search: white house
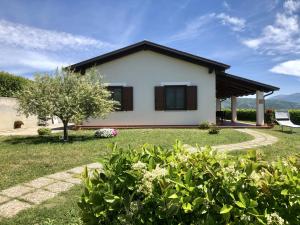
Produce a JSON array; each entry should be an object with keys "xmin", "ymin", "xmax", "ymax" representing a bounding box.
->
[{"xmin": 68, "ymin": 41, "xmax": 279, "ymax": 127}]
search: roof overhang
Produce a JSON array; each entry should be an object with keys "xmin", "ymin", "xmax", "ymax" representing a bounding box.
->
[
  {"xmin": 216, "ymin": 72, "xmax": 280, "ymax": 98},
  {"xmin": 66, "ymin": 40, "xmax": 230, "ymax": 73}
]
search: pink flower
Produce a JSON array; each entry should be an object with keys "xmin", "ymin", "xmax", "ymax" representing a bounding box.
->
[{"xmin": 112, "ymin": 129, "xmax": 118, "ymax": 136}]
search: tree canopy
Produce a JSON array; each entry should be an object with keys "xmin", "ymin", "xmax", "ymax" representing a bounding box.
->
[
  {"xmin": 17, "ymin": 69, "xmax": 116, "ymax": 141},
  {"xmin": 0, "ymin": 71, "xmax": 30, "ymax": 97}
]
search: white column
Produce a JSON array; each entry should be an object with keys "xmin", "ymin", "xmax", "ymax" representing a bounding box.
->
[
  {"xmin": 256, "ymin": 90, "xmax": 264, "ymax": 126},
  {"xmin": 216, "ymin": 98, "xmax": 221, "ymax": 111},
  {"xmin": 231, "ymin": 96, "xmax": 237, "ymax": 123}
]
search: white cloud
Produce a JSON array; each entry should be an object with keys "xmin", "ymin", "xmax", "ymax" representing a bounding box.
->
[
  {"xmin": 223, "ymin": 1, "xmax": 231, "ymax": 10},
  {"xmin": 0, "ymin": 46, "xmax": 69, "ymax": 74},
  {"xmin": 0, "ymin": 19, "xmax": 112, "ymax": 51},
  {"xmin": 242, "ymin": 1, "xmax": 300, "ymax": 55},
  {"xmin": 170, "ymin": 14, "xmax": 215, "ymax": 41},
  {"xmin": 270, "ymin": 59, "xmax": 300, "ymax": 76},
  {"xmin": 216, "ymin": 13, "xmax": 245, "ymax": 31},
  {"xmin": 170, "ymin": 13, "xmax": 246, "ymax": 41},
  {"xmin": 284, "ymin": 0, "xmax": 300, "ymax": 14}
]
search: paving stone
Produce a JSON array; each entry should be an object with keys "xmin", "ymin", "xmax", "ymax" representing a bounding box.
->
[
  {"xmin": 67, "ymin": 166, "xmax": 84, "ymax": 174},
  {"xmin": 87, "ymin": 162, "xmax": 103, "ymax": 170},
  {"xmin": 47, "ymin": 172, "xmax": 73, "ymax": 181},
  {"xmin": 65, "ymin": 177, "xmax": 82, "ymax": 184},
  {"xmin": 44, "ymin": 181, "xmax": 74, "ymax": 193},
  {"xmin": 0, "ymin": 195, "xmax": 10, "ymax": 204},
  {"xmin": 24, "ymin": 177, "xmax": 56, "ymax": 188},
  {"xmin": 19, "ymin": 189, "xmax": 57, "ymax": 204},
  {"xmin": 0, "ymin": 185, "xmax": 34, "ymax": 198},
  {"xmin": 0, "ymin": 200, "xmax": 31, "ymax": 218}
]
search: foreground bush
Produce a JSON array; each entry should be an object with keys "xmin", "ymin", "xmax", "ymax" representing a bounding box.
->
[{"xmin": 79, "ymin": 142, "xmax": 300, "ymax": 225}]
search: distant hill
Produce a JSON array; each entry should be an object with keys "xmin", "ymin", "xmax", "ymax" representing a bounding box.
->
[
  {"xmin": 222, "ymin": 98, "xmax": 300, "ymax": 110},
  {"xmin": 270, "ymin": 93, "xmax": 300, "ymax": 103}
]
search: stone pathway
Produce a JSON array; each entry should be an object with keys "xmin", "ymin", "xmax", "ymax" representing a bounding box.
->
[
  {"xmin": 0, "ymin": 163, "xmax": 102, "ymax": 219},
  {"xmin": 213, "ymin": 129, "xmax": 278, "ymax": 152},
  {"xmin": 0, "ymin": 129, "xmax": 278, "ymax": 219},
  {"xmin": 185, "ymin": 129, "xmax": 278, "ymax": 152}
]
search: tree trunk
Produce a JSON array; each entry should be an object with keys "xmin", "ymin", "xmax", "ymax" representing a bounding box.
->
[{"xmin": 63, "ymin": 121, "xmax": 68, "ymax": 141}]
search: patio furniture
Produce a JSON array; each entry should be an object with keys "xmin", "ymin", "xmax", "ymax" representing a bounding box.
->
[{"xmin": 275, "ymin": 111, "xmax": 300, "ymax": 132}]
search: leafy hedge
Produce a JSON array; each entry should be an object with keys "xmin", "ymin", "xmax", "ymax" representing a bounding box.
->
[
  {"xmin": 289, "ymin": 110, "xmax": 300, "ymax": 125},
  {"xmin": 79, "ymin": 142, "xmax": 300, "ymax": 225},
  {"xmin": 0, "ymin": 71, "xmax": 30, "ymax": 97},
  {"xmin": 224, "ymin": 109, "xmax": 300, "ymax": 125}
]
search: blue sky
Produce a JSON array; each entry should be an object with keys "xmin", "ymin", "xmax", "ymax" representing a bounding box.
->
[{"xmin": 0, "ymin": 0, "xmax": 299, "ymax": 95}]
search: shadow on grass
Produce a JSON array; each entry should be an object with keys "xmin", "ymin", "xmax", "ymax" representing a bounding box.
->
[
  {"xmin": 273, "ymin": 129, "xmax": 299, "ymax": 135},
  {"xmin": 3, "ymin": 134, "xmax": 97, "ymax": 145}
]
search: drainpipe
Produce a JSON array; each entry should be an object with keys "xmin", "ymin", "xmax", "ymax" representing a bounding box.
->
[{"xmin": 263, "ymin": 91, "xmax": 274, "ymax": 122}]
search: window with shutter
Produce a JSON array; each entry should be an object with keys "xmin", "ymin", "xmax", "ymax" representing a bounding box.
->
[
  {"xmin": 122, "ymin": 87, "xmax": 133, "ymax": 111},
  {"xmin": 108, "ymin": 86, "xmax": 133, "ymax": 111},
  {"xmin": 108, "ymin": 86, "xmax": 123, "ymax": 111},
  {"xmin": 165, "ymin": 86, "xmax": 186, "ymax": 110},
  {"xmin": 155, "ymin": 85, "xmax": 197, "ymax": 111},
  {"xmin": 186, "ymin": 86, "xmax": 197, "ymax": 110},
  {"xmin": 155, "ymin": 86, "xmax": 165, "ymax": 110}
]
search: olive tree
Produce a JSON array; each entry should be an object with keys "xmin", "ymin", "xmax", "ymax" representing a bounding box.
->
[{"xmin": 17, "ymin": 69, "xmax": 116, "ymax": 141}]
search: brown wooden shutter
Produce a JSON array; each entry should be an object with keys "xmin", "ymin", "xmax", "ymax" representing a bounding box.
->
[
  {"xmin": 122, "ymin": 87, "xmax": 133, "ymax": 111},
  {"xmin": 186, "ymin": 86, "xmax": 197, "ymax": 110},
  {"xmin": 155, "ymin": 86, "xmax": 165, "ymax": 110}
]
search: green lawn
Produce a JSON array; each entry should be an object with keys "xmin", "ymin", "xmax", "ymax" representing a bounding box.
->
[
  {"xmin": 0, "ymin": 186, "xmax": 83, "ymax": 225},
  {"xmin": 1, "ymin": 127, "xmax": 299, "ymax": 225},
  {"xmin": 0, "ymin": 129, "xmax": 251, "ymax": 190},
  {"xmin": 229, "ymin": 126, "xmax": 300, "ymax": 160}
]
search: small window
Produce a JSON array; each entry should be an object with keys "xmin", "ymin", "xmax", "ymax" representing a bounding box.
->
[
  {"xmin": 108, "ymin": 86, "xmax": 123, "ymax": 111},
  {"xmin": 165, "ymin": 86, "xmax": 186, "ymax": 110}
]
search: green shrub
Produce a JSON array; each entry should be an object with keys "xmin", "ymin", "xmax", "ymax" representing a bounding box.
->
[
  {"xmin": 199, "ymin": 121, "xmax": 210, "ymax": 129},
  {"xmin": 79, "ymin": 142, "xmax": 300, "ymax": 225},
  {"xmin": 0, "ymin": 71, "xmax": 30, "ymax": 97},
  {"xmin": 224, "ymin": 109, "xmax": 256, "ymax": 121},
  {"xmin": 265, "ymin": 109, "xmax": 275, "ymax": 125},
  {"xmin": 208, "ymin": 124, "xmax": 220, "ymax": 134},
  {"xmin": 290, "ymin": 110, "xmax": 300, "ymax": 125},
  {"xmin": 224, "ymin": 109, "xmax": 300, "ymax": 125},
  {"xmin": 37, "ymin": 127, "xmax": 52, "ymax": 136}
]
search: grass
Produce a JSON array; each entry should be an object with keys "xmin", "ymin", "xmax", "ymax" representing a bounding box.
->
[
  {"xmin": 0, "ymin": 186, "xmax": 83, "ymax": 225},
  {"xmin": 0, "ymin": 129, "xmax": 251, "ymax": 190},
  {"xmin": 229, "ymin": 126, "xmax": 300, "ymax": 160},
  {"xmin": 1, "ymin": 127, "xmax": 299, "ymax": 224}
]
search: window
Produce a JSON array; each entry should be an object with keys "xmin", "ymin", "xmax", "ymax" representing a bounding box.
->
[
  {"xmin": 165, "ymin": 86, "xmax": 186, "ymax": 110},
  {"xmin": 108, "ymin": 86, "xmax": 123, "ymax": 111}
]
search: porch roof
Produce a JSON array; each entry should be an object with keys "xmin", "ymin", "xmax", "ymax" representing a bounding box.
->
[{"xmin": 216, "ymin": 72, "xmax": 279, "ymax": 98}]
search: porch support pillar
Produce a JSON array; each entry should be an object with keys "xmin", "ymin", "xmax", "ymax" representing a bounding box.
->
[
  {"xmin": 216, "ymin": 98, "xmax": 221, "ymax": 111},
  {"xmin": 231, "ymin": 96, "xmax": 237, "ymax": 123},
  {"xmin": 256, "ymin": 90, "xmax": 265, "ymax": 126}
]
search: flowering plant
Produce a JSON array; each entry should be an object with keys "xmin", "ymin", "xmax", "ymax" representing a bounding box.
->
[
  {"xmin": 79, "ymin": 142, "xmax": 300, "ymax": 225},
  {"xmin": 94, "ymin": 128, "xmax": 117, "ymax": 138}
]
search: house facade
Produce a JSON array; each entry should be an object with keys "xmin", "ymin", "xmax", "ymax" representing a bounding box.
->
[{"xmin": 68, "ymin": 41, "xmax": 279, "ymax": 127}]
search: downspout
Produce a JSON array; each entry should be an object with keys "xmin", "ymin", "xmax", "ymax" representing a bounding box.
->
[{"xmin": 263, "ymin": 91, "xmax": 274, "ymax": 120}]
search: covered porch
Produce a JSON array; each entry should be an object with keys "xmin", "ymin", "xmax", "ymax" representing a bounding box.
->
[{"xmin": 216, "ymin": 72, "xmax": 279, "ymax": 127}]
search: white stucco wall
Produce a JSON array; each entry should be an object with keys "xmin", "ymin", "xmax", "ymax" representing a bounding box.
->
[
  {"xmin": 0, "ymin": 97, "xmax": 38, "ymax": 130},
  {"xmin": 84, "ymin": 50, "xmax": 216, "ymax": 126}
]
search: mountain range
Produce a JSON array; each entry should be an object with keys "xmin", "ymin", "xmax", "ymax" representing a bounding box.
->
[
  {"xmin": 222, "ymin": 93, "xmax": 300, "ymax": 110},
  {"xmin": 270, "ymin": 93, "xmax": 300, "ymax": 103}
]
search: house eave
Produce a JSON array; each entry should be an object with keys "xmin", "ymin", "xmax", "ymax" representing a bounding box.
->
[{"xmin": 66, "ymin": 40, "xmax": 230, "ymax": 73}]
